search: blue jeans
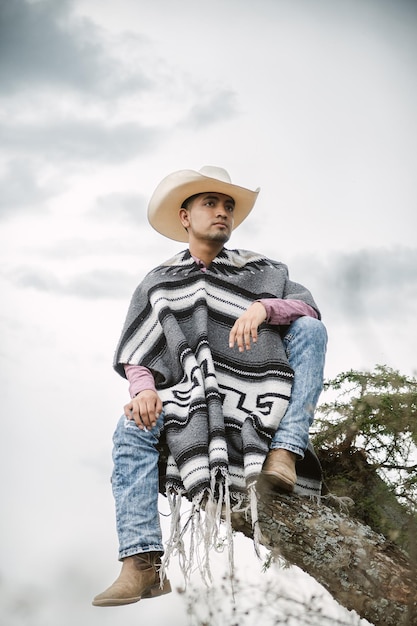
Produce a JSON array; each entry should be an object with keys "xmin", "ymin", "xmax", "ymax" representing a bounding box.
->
[
  {"xmin": 111, "ymin": 316, "xmax": 327, "ymax": 558},
  {"xmin": 112, "ymin": 412, "xmax": 166, "ymax": 559},
  {"xmin": 271, "ymin": 316, "xmax": 327, "ymax": 458}
]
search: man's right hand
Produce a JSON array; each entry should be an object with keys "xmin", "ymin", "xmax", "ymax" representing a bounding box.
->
[{"xmin": 124, "ymin": 389, "xmax": 163, "ymax": 430}]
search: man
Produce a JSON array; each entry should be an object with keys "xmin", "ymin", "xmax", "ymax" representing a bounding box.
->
[{"xmin": 92, "ymin": 166, "xmax": 327, "ymax": 607}]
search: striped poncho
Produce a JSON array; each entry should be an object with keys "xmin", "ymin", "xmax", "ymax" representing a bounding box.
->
[{"xmin": 114, "ymin": 248, "xmax": 321, "ymax": 574}]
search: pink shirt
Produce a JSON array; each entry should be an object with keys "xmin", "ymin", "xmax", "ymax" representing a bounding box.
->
[{"xmin": 124, "ymin": 257, "xmax": 318, "ymax": 397}]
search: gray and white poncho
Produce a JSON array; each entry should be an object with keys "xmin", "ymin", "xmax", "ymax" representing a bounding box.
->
[{"xmin": 114, "ymin": 248, "xmax": 321, "ymax": 575}]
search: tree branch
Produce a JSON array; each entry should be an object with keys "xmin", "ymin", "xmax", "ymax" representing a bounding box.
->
[{"xmin": 231, "ymin": 492, "xmax": 416, "ymax": 626}]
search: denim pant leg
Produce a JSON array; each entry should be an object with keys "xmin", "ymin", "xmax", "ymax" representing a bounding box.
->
[
  {"xmin": 271, "ymin": 317, "xmax": 328, "ymax": 458},
  {"xmin": 112, "ymin": 413, "xmax": 165, "ymax": 560}
]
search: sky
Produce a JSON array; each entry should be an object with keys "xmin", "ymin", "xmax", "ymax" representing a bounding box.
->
[{"xmin": 0, "ymin": 0, "xmax": 416, "ymax": 624}]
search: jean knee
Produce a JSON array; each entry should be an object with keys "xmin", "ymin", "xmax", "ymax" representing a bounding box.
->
[
  {"xmin": 113, "ymin": 412, "xmax": 164, "ymax": 449},
  {"xmin": 112, "ymin": 414, "xmax": 129, "ymax": 445},
  {"xmin": 296, "ymin": 316, "xmax": 327, "ymax": 345},
  {"xmin": 285, "ymin": 318, "xmax": 328, "ymax": 362}
]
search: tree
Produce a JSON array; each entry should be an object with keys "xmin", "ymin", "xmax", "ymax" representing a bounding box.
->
[
  {"xmin": 315, "ymin": 365, "xmax": 417, "ymax": 540},
  {"xmin": 230, "ymin": 366, "xmax": 417, "ymax": 626}
]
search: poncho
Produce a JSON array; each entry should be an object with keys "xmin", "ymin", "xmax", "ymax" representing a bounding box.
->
[{"xmin": 114, "ymin": 248, "xmax": 322, "ymax": 578}]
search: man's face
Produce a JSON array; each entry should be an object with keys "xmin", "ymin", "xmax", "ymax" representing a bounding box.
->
[{"xmin": 179, "ymin": 192, "xmax": 235, "ymax": 244}]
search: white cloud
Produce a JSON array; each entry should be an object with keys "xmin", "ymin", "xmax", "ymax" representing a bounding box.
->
[
  {"xmin": 184, "ymin": 90, "xmax": 240, "ymax": 129},
  {"xmin": 0, "ymin": 119, "xmax": 162, "ymax": 163},
  {"xmin": 7, "ymin": 266, "xmax": 135, "ymax": 298},
  {"xmin": 94, "ymin": 191, "xmax": 148, "ymax": 224},
  {"xmin": 0, "ymin": 159, "xmax": 58, "ymax": 216},
  {"xmin": 0, "ymin": 0, "xmax": 150, "ymax": 96},
  {"xmin": 301, "ymin": 247, "xmax": 417, "ymax": 321}
]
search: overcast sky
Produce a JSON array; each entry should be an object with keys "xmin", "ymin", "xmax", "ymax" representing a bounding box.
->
[{"xmin": 1, "ymin": 1, "xmax": 416, "ymax": 624}]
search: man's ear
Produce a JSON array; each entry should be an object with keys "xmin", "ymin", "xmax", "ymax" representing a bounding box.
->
[{"xmin": 179, "ymin": 208, "xmax": 190, "ymax": 229}]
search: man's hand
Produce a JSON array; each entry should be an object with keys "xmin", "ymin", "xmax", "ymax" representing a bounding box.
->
[
  {"xmin": 124, "ymin": 389, "xmax": 163, "ymax": 430},
  {"xmin": 229, "ymin": 301, "xmax": 267, "ymax": 352}
]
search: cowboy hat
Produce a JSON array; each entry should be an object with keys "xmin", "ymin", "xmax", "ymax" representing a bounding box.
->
[{"xmin": 147, "ymin": 165, "xmax": 260, "ymax": 242}]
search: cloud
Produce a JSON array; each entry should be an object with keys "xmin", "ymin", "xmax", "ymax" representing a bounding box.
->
[
  {"xmin": 0, "ymin": 119, "xmax": 161, "ymax": 163},
  {"xmin": 293, "ymin": 247, "xmax": 417, "ymax": 321},
  {"xmin": 94, "ymin": 192, "xmax": 148, "ymax": 225},
  {"xmin": 0, "ymin": 0, "xmax": 151, "ymax": 96},
  {"xmin": 35, "ymin": 237, "xmax": 123, "ymax": 261},
  {"xmin": 7, "ymin": 266, "xmax": 136, "ymax": 299},
  {"xmin": 0, "ymin": 2, "xmax": 243, "ymax": 169},
  {"xmin": 0, "ymin": 159, "xmax": 58, "ymax": 217},
  {"xmin": 184, "ymin": 90, "xmax": 239, "ymax": 128},
  {"xmin": 5, "ymin": 246, "xmax": 417, "ymax": 313},
  {"xmin": 66, "ymin": 269, "xmax": 136, "ymax": 298}
]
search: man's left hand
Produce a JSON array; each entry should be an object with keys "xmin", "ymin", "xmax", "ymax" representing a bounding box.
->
[{"xmin": 229, "ymin": 301, "xmax": 267, "ymax": 352}]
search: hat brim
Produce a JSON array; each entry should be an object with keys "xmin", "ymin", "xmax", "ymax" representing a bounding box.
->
[{"xmin": 147, "ymin": 169, "xmax": 260, "ymax": 242}]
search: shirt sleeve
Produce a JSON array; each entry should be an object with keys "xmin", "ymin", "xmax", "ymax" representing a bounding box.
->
[
  {"xmin": 258, "ymin": 298, "xmax": 318, "ymax": 326},
  {"xmin": 124, "ymin": 364, "xmax": 157, "ymax": 398}
]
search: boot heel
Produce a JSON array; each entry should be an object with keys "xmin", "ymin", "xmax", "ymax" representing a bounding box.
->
[{"xmin": 146, "ymin": 578, "xmax": 172, "ymax": 598}]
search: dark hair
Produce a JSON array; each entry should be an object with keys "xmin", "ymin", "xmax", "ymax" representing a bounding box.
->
[{"xmin": 181, "ymin": 193, "xmax": 203, "ymax": 209}]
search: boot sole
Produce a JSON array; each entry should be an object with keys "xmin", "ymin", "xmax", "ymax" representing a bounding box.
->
[
  {"xmin": 259, "ymin": 471, "xmax": 295, "ymax": 492},
  {"xmin": 92, "ymin": 578, "xmax": 172, "ymax": 607}
]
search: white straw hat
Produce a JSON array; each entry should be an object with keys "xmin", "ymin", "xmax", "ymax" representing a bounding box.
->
[{"xmin": 147, "ymin": 165, "xmax": 260, "ymax": 242}]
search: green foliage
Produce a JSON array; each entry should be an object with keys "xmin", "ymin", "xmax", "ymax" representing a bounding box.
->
[{"xmin": 313, "ymin": 365, "xmax": 417, "ymax": 518}]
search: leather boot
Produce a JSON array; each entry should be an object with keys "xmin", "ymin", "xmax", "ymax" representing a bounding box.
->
[
  {"xmin": 260, "ymin": 449, "xmax": 297, "ymax": 492},
  {"xmin": 92, "ymin": 552, "xmax": 171, "ymax": 607}
]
